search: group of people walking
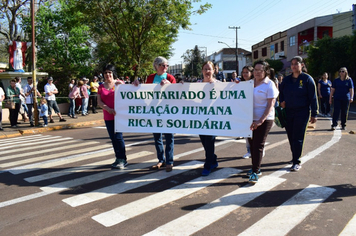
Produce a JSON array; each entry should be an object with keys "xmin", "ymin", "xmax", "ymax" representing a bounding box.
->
[
  {"xmin": 0, "ymin": 56, "xmax": 354, "ymax": 186},
  {"xmin": 97, "ymin": 56, "xmax": 354, "ymax": 185}
]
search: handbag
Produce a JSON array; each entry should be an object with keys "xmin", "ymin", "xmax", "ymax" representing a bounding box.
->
[
  {"xmin": 274, "ymin": 106, "xmax": 287, "ymax": 128},
  {"xmin": 4, "ymin": 100, "xmax": 15, "ymax": 109}
]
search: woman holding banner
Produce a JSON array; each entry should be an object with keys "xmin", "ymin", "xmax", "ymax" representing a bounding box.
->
[
  {"xmin": 199, "ymin": 61, "xmax": 222, "ymax": 176},
  {"xmin": 136, "ymin": 56, "xmax": 176, "ymax": 172},
  {"xmin": 247, "ymin": 60, "xmax": 279, "ymax": 184},
  {"xmin": 98, "ymin": 64, "xmax": 128, "ymax": 169}
]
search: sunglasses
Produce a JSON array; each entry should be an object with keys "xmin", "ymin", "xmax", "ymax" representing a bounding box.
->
[
  {"xmin": 159, "ymin": 64, "xmax": 169, "ymax": 68},
  {"xmin": 339, "ymin": 71, "xmax": 345, "ymax": 73}
]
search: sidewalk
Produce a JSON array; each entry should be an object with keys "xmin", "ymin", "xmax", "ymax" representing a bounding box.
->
[{"xmin": 0, "ymin": 109, "xmax": 104, "ymax": 139}]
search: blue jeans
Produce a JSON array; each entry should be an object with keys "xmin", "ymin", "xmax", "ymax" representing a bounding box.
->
[
  {"xmin": 68, "ymin": 98, "xmax": 75, "ymax": 117},
  {"xmin": 153, "ymin": 133, "xmax": 174, "ymax": 165},
  {"xmin": 82, "ymin": 98, "xmax": 88, "ymax": 115},
  {"xmin": 105, "ymin": 120, "xmax": 126, "ymax": 161},
  {"xmin": 199, "ymin": 135, "xmax": 217, "ymax": 170},
  {"xmin": 42, "ymin": 116, "xmax": 48, "ymax": 125}
]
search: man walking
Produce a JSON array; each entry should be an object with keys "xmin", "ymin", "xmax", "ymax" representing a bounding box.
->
[{"xmin": 44, "ymin": 77, "xmax": 66, "ymax": 123}]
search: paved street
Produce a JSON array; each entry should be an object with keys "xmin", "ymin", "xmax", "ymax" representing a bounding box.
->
[{"xmin": 0, "ymin": 112, "xmax": 356, "ymax": 236}]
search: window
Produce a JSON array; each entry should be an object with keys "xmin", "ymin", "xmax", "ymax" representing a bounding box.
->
[
  {"xmin": 289, "ymin": 36, "xmax": 295, "ymax": 46},
  {"xmin": 254, "ymin": 50, "xmax": 258, "ymax": 59},
  {"xmin": 281, "ymin": 40, "xmax": 284, "ymax": 51},
  {"xmin": 275, "ymin": 43, "xmax": 279, "ymax": 53},
  {"xmin": 262, "ymin": 47, "xmax": 267, "ymax": 57}
]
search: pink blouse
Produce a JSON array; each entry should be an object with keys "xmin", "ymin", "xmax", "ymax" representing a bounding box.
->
[{"xmin": 98, "ymin": 83, "xmax": 115, "ymax": 121}]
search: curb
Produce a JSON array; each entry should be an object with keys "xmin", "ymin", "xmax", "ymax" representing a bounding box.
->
[{"xmin": 0, "ymin": 119, "xmax": 104, "ymax": 139}]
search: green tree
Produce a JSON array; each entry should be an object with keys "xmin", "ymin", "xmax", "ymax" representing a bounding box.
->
[
  {"xmin": 182, "ymin": 45, "xmax": 205, "ymax": 77},
  {"xmin": 67, "ymin": 0, "xmax": 211, "ymax": 79},
  {"xmin": 23, "ymin": 1, "xmax": 94, "ymax": 95},
  {"xmin": 307, "ymin": 35, "xmax": 354, "ymax": 79},
  {"xmin": 265, "ymin": 59, "xmax": 283, "ymax": 73}
]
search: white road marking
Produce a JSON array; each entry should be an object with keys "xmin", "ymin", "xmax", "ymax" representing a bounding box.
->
[
  {"xmin": 0, "ymin": 135, "xmax": 66, "ymax": 149},
  {"xmin": 0, "ymin": 139, "xmax": 80, "ymax": 156},
  {"xmin": 7, "ymin": 148, "xmax": 116, "ymax": 175},
  {"xmin": 63, "ymin": 160, "xmax": 204, "ymax": 207},
  {"xmin": 339, "ymin": 213, "xmax": 356, "ymax": 236},
  {"xmin": 25, "ymin": 151, "xmax": 153, "ymax": 183},
  {"xmin": 143, "ymin": 176, "xmax": 286, "ymax": 236},
  {"xmin": 92, "ymin": 167, "xmax": 241, "ymax": 227},
  {"xmin": 0, "ymin": 134, "xmax": 47, "ymax": 145},
  {"xmin": 269, "ymin": 129, "xmax": 342, "ymax": 178},
  {"xmin": 0, "ymin": 143, "xmax": 112, "ymax": 168},
  {"xmin": 239, "ymin": 184, "xmax": 336, "ymax": 236}
]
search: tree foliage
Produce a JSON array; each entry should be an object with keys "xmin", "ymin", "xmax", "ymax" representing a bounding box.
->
[
  {"xmin": 22, "ymin": 1, "xmax": 94, "ymax": 95},
  {"xmin": 66, "ymin": 0, "xmax": 211, "ymax": 79},
  {"xmin": 182, "ymin": 45, "xmax": 205, "ymax": 77},
  {"xmin": 265, "ymin": 59, "xmax": 283, "ymax": 74},
  {"xmin": 307, "ymin": 34, "xmax": 356, "ymax": 79}
]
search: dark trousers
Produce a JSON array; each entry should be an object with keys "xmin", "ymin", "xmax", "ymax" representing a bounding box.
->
[
  {"xmin": 320, "ymin": 95, "xmax": 330, "ymax": 114},
  {"xmin": 105, "ymin": 120, "xmax": 127, "ymax": 161},
  {"xmin": 199, "ymin": 135, "xmax": 217, "ymax": 170},
  {"xmin": 9, "ymin": 103, "xmax": 20, "ymax": 126},
  {"xmin": 285, "ymin": 107, "xmax": 310, "ymax": 165},
  {"xmin": 90, "ymin": 92, "xmax": 98, "ymax": 112},
  {"xmin": 332, "ymin": 99, "xmax": 350, "ymax": 127},
  {"xmin": 248, "ymin": 120, "xmax": 273, "ymax": 173}
]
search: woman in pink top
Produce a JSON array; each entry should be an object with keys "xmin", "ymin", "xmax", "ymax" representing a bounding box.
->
[{"xmin": 97, "ymin": 64, "xmax": 127, "ymax": 169}]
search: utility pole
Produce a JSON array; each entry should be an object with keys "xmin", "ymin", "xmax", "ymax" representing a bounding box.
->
[
  {"xmin": 229, "ymin": 26, "xmax": 240, "ymax": 74},
  {"xmin": 31, "ymin": 0, "xmax": 39, "ymax": 126}
]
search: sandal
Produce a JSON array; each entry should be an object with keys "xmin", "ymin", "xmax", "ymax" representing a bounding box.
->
[
  {"xmin": 165, "ymin": 164, "xmax": 173, "ymax": 172},
  {"xmin": 151, "ymin": 162, "xmax": 165, "ymax": 170}
]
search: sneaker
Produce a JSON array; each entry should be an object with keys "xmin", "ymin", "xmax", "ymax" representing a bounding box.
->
[
  {"xmin": 71, "ymin": 116, "xmax": 78, "ymax": 119},
  {"xmin": 249, "ymin": 172, "xmax": 259, "ymax": 184},
  {"xmin": 11, "ymin": 125, "xmax": 18, "ymax": 128},
  {"xmin": 242, "ymin": 152, "xmax": 251, "ymax": 159},
  {"xmin": 201, "ymin": 163, "xmax": 218, "ymax": 176},
  {"xmin": 341, "ymin": 126, "xmax": 346, "ymax": 130},
  {"xmin": 50, "ymin": 119, "xmax": 55, "ymax": 123},
  {"xmin": 246, "ymin": 169, "xmax": 262, "ymax": 176},
  {"xmin": 43, "ymin": 124, "xmax": 48, "ymax": 127},
  {"xmin": 111, "ymin": 159, "xmax": 128, "ymax": 169},
  {"xmin": 59, "ymin": 118, "xmax": 66, "ymax": 122},
  {"xmin": 290, "ymin": 164, "xmax": 302, "ymax": 171}
]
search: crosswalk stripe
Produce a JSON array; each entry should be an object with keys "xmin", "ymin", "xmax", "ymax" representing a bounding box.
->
[
  {"xmin": 0, "ymin": 135, "xmax": 65, "ymax": 149},
  {"xmin": 238, "ymin": 184, "xmax": 336, "ymax": 236},
  {"xmin": 7, "ymin": 147, "xmax": 132, "ymax": 175},
  {"xmin": 339, "ymin": 213, "xmax": 356, "ymax": 236},
  {"xmin": 143, "ymin": 176, "xmax": 286, "ymax": 236},
  {"xmin": 92, "ymin": 167, "xmax": 241, "ymax": 227},
  {"xmin": 63, "ymin": 160, "xmax": 205, "ymax": 207},
  {"xmin": 40, "ymin": 159, "xmax": 160, "ymax": 194},
  {"xmin": 3, "ymin": 140, "xmax": 98, "ymax": 160},
  {"xmin": 0, "ymin": 139, "xmax": 79, "ymax": 156},
  {"xmin": 24, "ymin": 151, "xmax": 153, "ymax": 183},
  {"xmin": 0, "ymin": 134, "xmax": 46, "ymax": 145},
  {"xmin": 0, "ymin": 143, "xmax": 112, "ymax": 168}
]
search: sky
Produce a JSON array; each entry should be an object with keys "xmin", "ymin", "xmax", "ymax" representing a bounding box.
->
[{"xmin": 168, "ymin": 0, "xmax": 355, "ymax": 65}]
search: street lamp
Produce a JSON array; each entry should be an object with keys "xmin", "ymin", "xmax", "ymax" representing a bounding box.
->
[{"xmin": 228, "ymin": 26, "xmax": 240, "ymax": 73}]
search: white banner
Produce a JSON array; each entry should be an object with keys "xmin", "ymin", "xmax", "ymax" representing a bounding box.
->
[{"xmin": 115, "ymin": 81, "xmax": 253, "ymax": 137}]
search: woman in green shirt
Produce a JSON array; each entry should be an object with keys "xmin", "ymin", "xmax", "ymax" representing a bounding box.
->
[{"xmin": 6, "ymin": 79, "xmax": 21, "ymax": 127}]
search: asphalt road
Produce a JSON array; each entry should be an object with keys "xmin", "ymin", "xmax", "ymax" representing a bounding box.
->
[{"xmin": 0, "ymin": 113, "xmax": 355, "ymax": 236}]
